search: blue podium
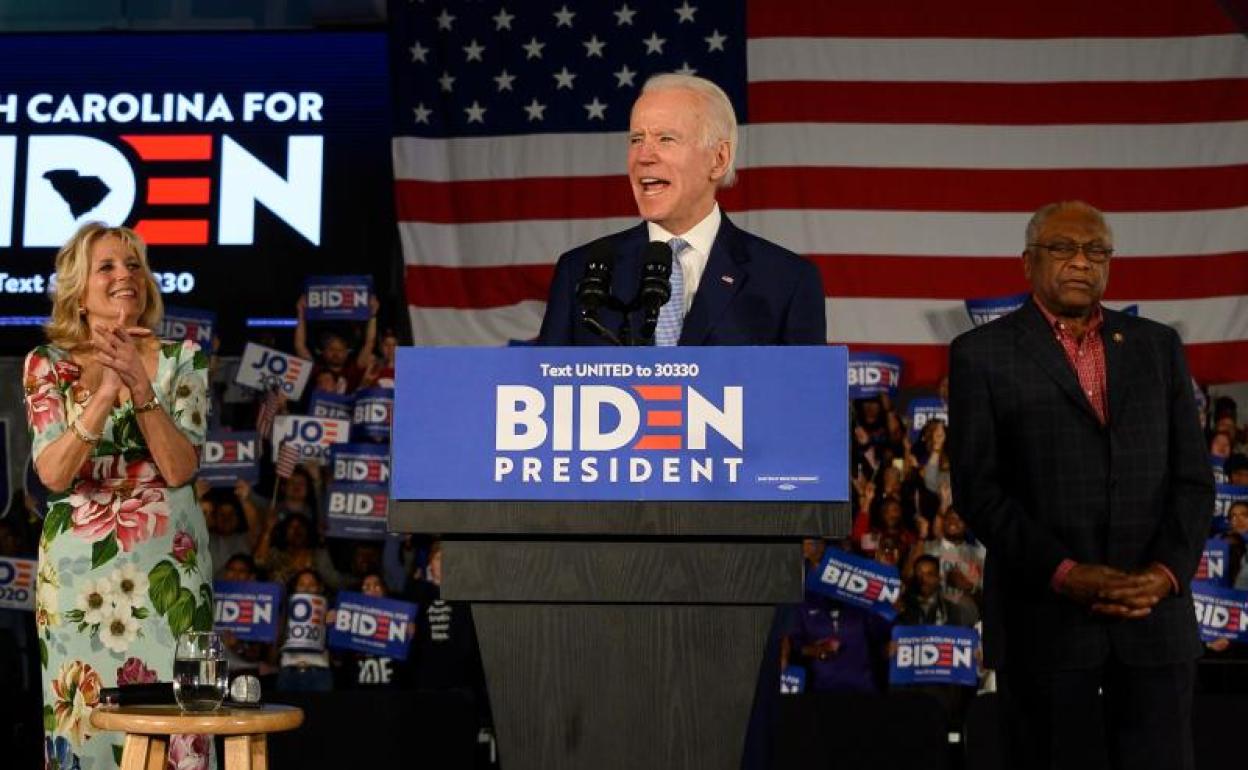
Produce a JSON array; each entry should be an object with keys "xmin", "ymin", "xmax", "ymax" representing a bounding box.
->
[{"xmin": 389, "ymin": 347, "xmax": 850, "ymax": 770}]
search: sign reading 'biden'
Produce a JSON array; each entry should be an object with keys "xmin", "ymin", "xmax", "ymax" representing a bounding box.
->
[
  {"xmin": 889, "ymin": 625, "xmax": 979, "ymax": 687},
  {"xmin": 806, "ymin": 548, "xmax": 902, "ymax": 621},
  {"xmin": 847, "ymin": 353, "xmax": 901, "ymax": 399},
  {"xmin": 327, "ymin": 591, "xmax": 417, "ymax": 660},
  {"xmin": 304, "ymin": 275, "xmax": 372, "ymax": 321},
  {"xmin": 1192, "ymin": 581, "xmax": 1248, "ymax": 643},
  {"xmin": 392, "ymin": 347, "xmax": 849, "ymax": 502},
  {"xmin": 157, "ymin": 306, "xmax": 215, "ymax": 346},
  {"xmin": 212, "ymin": 580, "xmax": 281, "ymax": 642},
  {"xmin": 200, "ymin": 431, "xmax": 260, "ymax": 487}
]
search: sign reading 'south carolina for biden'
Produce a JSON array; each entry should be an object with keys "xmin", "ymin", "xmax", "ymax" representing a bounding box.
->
[
  {"xmin": 212, "ymin": 580, "xmax": 281, "ymax": 642},
  {"xmin": 199, "ymin": 431, "xmax": 260, "ymax": 487},
  {"xmin": 806, "ymin": 548, "xmax": 902, "ymax": 621},
  {"xmin": 847, "ymin": 353, "xmax": 901, "ymax": 399},
  {"xmin": 327, "ymin": 591, "xmax": 418, "ymax": 660},
  {"xmin": 1196, "ymin": 538, "xmax": 1231, "ymax": 587},
  {"xmin": 157, "ymin": 306, "xmax": 215, "ymax": 346},
  {"xmin": 304, "ymin": 275, "xmax": 372, "ymax": 322},
  {"xmin": 1192, "ymin": 581, "xmax": 1248, "ymax": 643},
  {"xmin": 889, "ymin": 625, "xmax": 979, "ymax": 687},
  {"xmin": 392, "ymin": 347, "xmax": 848, "ymax": 502}
]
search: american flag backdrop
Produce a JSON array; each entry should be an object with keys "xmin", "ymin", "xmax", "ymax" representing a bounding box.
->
[{"xmin": 389, "ymin": 0, "xmax": 1248, "ymax": 386}]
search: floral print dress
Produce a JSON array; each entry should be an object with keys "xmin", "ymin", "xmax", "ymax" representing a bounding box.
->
[{"xmin": 24, "ymin": 341, "xmax": 214, "ymax": 770}]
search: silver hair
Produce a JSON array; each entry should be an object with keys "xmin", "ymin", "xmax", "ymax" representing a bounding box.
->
[
  {"xmin": 1024, "ymin": 200, "xmax": 1113, "ymax": 251},
  {"xmin": 640, "ymin": 73, "xmax": 738, "ymax": 187}
]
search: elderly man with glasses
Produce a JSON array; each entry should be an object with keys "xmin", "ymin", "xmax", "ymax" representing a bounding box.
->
[{"xmin": 948, "ymin": 200, "xmax": 1213, "ymax": 769}]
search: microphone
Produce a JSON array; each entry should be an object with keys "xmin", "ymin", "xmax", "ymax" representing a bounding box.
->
[
  {"xmin": 637, "ymin": 241, "xmax": 673, "ymax": 344},
  {"xmin": 100, "ymin": 682, "xmax": 177, "ymax": 706},
  {"xmin": 575, "ymin": 238, "xmax": 622, "ymax": 345}
]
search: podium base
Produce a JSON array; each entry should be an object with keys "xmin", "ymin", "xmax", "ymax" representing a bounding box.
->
[
  {"xmin": 474, "ymin": 603, "xmax": 774, "ymax": 770},
  {"xmin": 444, "ymin": 539, "xmax": 802, "ymax": 770}
]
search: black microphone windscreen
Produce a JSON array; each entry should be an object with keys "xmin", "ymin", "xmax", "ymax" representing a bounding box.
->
[{"xmin": 642, "ymin": 240, "xmax": 673, "ymax": 269}]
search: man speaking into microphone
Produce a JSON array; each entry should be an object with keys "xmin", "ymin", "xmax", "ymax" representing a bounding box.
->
[{"xmin": 538, "ymin": 73, "xmax": 825, "ymax": 347}]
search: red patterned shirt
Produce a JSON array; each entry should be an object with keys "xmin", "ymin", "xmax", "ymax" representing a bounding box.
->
[{"xmin": 1033, "ymin": 297, "xmax": 1107, "ymax": 425}]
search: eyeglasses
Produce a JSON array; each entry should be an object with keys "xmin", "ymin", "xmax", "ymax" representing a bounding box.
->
[{"xmin": 1029, "ymin": 241, "xmax": 1113, "ymax": 263}]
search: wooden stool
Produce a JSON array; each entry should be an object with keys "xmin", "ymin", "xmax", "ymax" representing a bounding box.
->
[{"xmin": 90, "ymin": 704, "xmax": 304, "ymax": 770}]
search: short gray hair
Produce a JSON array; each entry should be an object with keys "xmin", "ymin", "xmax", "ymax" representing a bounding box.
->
[
  {"xmin": 640, "ymin": 73, "xmax": 738, "ymax": 187},
  {"xmin": 1025, "ymin": 200, "xmax": 1113, "ymax": 251}
]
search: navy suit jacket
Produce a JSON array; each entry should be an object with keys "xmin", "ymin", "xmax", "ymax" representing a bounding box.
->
[
  {"xmin": 948, "ymin": 301, "xmax": 1214, "ymax": 673},
  {"xmin": 537, "ymin": 215, "xmax": 826, "ymax": 346}
]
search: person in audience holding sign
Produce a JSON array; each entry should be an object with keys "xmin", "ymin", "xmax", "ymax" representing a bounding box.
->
[
  {"xmin": 294, "ymin": 295, "xmax": 379, "ymax": 395},
  {"xmin": 332, "ymin": 572, "xmax": 414, "ymax": 690},
  {"xmin": 276, "ymin": 568, "xmax": 333, "ymax": 692},
  {"xmin": 255, "ymin": 513, "xmax": 341, "ymax": 591},
  {"xmin": 217, "ymin": 553, "xmax": 276, "ymax": 682},
  {"xmin": 22, "ymin": 222, "xmax": 212, "ymax": 770},
  {"xmin": 537, "ymin": 73, "xmax": 825, "ymax": 346},
  {"xmin": 949, "ymin": 201, "xmax": 1214, "ymax": 770}
]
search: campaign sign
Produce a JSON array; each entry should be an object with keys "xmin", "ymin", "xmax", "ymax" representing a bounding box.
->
[
  {"xmin": 780, "ymin": 665, "xmax": 806, "ymax": 694},
  {"xmin": 326, "ymin": 482, "xmax": 389, "ymax": 539},
  {"xmin": 157, "ymin": 306, "xmax": 216, "ymax": 346},
  {"xmin": 392, "ymin": 346, "xmax": 849, "ymax": 502},
  {"xmin": 271, "ymin": 415, "xmax": 349, "ymax": 466},
  {"xmin": 0, "ymin": 556, "xmax": 36, "ymax": 611},
  {"xmin": 907, "ymin": 396, "xmax": 947, "ymax": 440},
  {"xmin": 327, "ymin": 591, "xmax": 417, "ymax": 659},
  {"xmin": 1213, "ymin": 461, "xmax": 1227, "ymax": 485},
  {"xmin": 965, "ymin": 292, "xmax": 1029, "ymax": 327},
  {"xmin": 848, "ymin": 353, "xmax": 901, "ymax": 399},
  {"xmin": 1214, "ymin": 484, "xmax": 1248, "ymax": 533},
  {"xmin": 200, "ymin": 431, "xmax": 260, "ymax": 487},
  {"xmin": 236, "ymin": 343, "xmax": 313, "ymax": 399},
  {"xmin": 351, "ymin": 387, "xmax": 393, "ymax": 442},
  {"xmin": 889, "ymin": 625, "xmax": 979, "ymax": 687},
  {"xmin": 1192, "ymin": 581, "xmax": 1248, "ymax": 643},
  {"xmin": 330, "ymin": 443, "xmax": 390, "ymax": 485},
  {"xmin": 282, "ymin": 593, "xmax": 326, "ymax": 651},
  {"xmin": 304, "ymin": 275, "xmax": 372, "ymax": 321},
  {"xmin": 1196, "ymin": 538, "xmax": 1232, "ymax": 587},
  {"xmin": 212, "ymin": 580, "xmax": 281, "ymax": 642},
  {"xmin": 806, "ymin": 548, "xmax": 902, "ymax": 621},
  {"xmin": 309, "ymin": 390, "xmax": 354, "ymax": 421}
]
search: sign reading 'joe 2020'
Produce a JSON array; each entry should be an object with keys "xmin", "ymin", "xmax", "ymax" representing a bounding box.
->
[{"xmin": 392, "ymin": 347, "xmax": 849, "ymax": 502}]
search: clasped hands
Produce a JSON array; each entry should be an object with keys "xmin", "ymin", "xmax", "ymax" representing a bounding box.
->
[
  {"xmin": 91, "ymin": 307, "xmax": 154, "ymax": 403},
  {"xmin": 1060, "ymin": 563, "xmax": 1173, "ymax": 619}
]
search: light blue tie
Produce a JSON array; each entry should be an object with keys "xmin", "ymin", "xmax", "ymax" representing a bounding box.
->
[{"xmin": 655, "ymin": 238, "xmax": 687, "ymax": 346}]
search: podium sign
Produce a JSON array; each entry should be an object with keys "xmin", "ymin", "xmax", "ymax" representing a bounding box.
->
[{"xmin": 392, "ymin": 346, "xmax": 848, "ymax": 502}]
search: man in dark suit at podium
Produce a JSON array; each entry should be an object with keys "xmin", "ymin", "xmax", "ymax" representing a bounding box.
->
[
  {"xmin": 948, "ymin": 200, "xmax": 1214, "ymax": 769},
  {"xmin": 537, "ymin": 72, "xmax": 825, "ymax": 346}
]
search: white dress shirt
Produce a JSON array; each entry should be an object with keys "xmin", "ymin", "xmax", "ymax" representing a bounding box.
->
[{"xmin": 645, "ymin": 204, "xmax": 722, "ymax": 314}]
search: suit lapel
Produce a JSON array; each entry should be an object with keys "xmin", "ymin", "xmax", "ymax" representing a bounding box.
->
[
  {"xmin": 679, "ymin": 215, "xmax": 748, "ymax": 345},
  {"xmin": 1100, "ymin": 309, "xmax": 1127, "ymax": 425},
  {"xmin": 1013, "ymin": 301, "xmax": 1102, "ymax": 425}
]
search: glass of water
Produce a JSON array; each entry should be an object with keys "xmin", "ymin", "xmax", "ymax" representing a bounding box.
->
[{"xmin": 172, "ymin": 631, "xmax": 228, "ymax": 712}]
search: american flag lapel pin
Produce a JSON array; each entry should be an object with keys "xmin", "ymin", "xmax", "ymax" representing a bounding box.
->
[{"xmin": 1112, "ymin": 332, "xmax": 1124, "ymax": 343}]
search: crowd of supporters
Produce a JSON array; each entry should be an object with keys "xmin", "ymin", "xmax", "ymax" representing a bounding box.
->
[{"xmin": 2, "ymin": 303, "xmax": 1247, "ymax": 763}]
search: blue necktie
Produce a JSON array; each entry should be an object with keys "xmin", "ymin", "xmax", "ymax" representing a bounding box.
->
[{"xmin": 655, "ymin": 238, "xmax": 687, "ymax": 346}]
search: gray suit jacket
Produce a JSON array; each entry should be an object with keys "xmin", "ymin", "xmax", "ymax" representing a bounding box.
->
[{"xmin": 948, "ymin": 300, "xmax": 1213, "ymax": 672}]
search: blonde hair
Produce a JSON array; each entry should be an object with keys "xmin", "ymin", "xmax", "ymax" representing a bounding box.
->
[
  {"xmin": 640, "ymin": 73, "xmax": 739, "ymax": 187},
  {"xmin": 45, "ymin": 222, "xmax": 163, "ymax": 350}
]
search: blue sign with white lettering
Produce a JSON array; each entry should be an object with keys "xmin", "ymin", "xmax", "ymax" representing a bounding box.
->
[
  {"xmin": 212, "ymin": 580, "xmax": 282, "ymax": 642},
  {"xmin": 309, "ymin": 390, "xmax": 354, "ymax": 422},
  {"xmin": 158, "ymin": 306, "xmax": 216, "ymax": 346},
  {"xmin": 330, "ymin": 443, "xmax": 390, "ymax": 485},
  {"xmin": 780, "ymin": 665, "xmax": 806, "ymax": 694},
  {"xmin": 806, "ymin": 548, "xmax": 902, "ymax": 621},
  {"xmin": 351, "ymin": 387, "xmax": 393, "ymax": 443},
  {"xmin": 1198, "ymin": 538, "xmax": 1232, "ymax": 587},
  {"xmin": 965, "ymin": 292, "xmax": 1029, "ymax": 328},
  {"xmin": 889, "ymin": 625, "xmax": 979, "ymax": 687},
  {"xmin": 847, "ymin": 352, "xmax": 901, "ymax": 399},
  {"xmin": 327, "ymin": 591, "xmax": 417, "ymax": 660},
  {"xmin": 392, "ymin": 347, "xmax": 849, "ymax": 502},
  {"xmin": 1192, "ymin": 581, "xmax": 1248, "ymax": 643},
  {"xmin": 304, "ymin": 275, "xmax": 372, "ymax": 321},
  {"xmin": 326, "ymin": 482, "xmax": 388, "ymax": 540},
  {"xmin": 907, "ymin": 396, "xmax": 947, "ymax": 440},
  {"xmin": 200, "ymin": 430, "xmax": 260, "ymax": 487},
  {"xmin": 1214, "ymin": 484, "xmax": 1248, "ymax": 533}
]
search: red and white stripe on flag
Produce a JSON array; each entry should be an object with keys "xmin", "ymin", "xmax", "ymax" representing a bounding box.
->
[
  {"xmin": 393, "ymin": 0, "xmax": 1248, "ymax": 386},
  {"xmin": 275, "ymin": 442, "xmax": 300, "ymax": 480}
]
